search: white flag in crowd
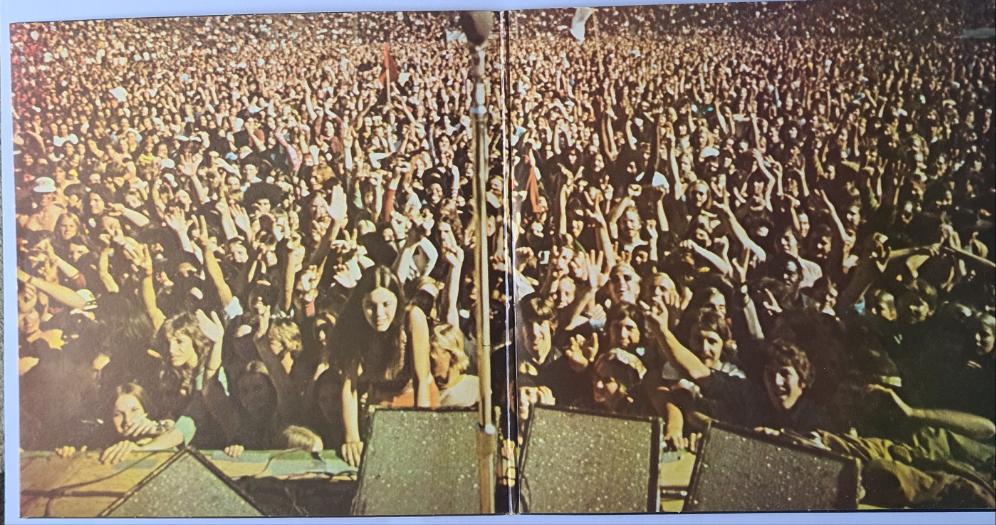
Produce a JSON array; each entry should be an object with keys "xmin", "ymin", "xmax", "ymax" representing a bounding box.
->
[{"xmin": 569, "ymin": 8, "xmax": 595, "ymax": 43}]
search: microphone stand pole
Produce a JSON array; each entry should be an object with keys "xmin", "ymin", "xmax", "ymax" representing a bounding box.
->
[{"xmin": 468, "ymin": 23, "xmax": 497, "ymax": 516}]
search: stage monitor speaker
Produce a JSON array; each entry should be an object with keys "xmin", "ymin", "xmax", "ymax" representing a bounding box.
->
[
  {"xmin": 351, "ymin": 408, "xmax": 487, "ymax": 516},
  {"xmin": 519, "ymin": 406, "xmax": 661, "ymax": 513},
  {"xmin": 684, "ymin": 422, "xmax": 860, "ymax": 512},
  {"xmin": 100, "ymin": 449, "xmax": 264, "ymax": 517}
]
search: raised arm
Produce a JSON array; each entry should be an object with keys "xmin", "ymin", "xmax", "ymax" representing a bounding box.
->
[
  {"xmin": 644, "ymin": 303, "xmax": 711, "ymax": 380},
  {"xmin": 564, "ymin": 250, "xmax": 605, "ymax": 330},
  {"xmin": 681, "ymin": 239, "xmax": 733, "ymax": 277},
  {"xmin": 192, "ymin": 216, "xmax": 234, "ymax": 308},
  {"xmin": 607, "ymin": 196, "xmax": 635, "ymax": 241},
  {"xmin": 17, "ymin": 268, "xmax": 87, "ymax": 310},
  {"xmin": 752, "ymin": 150, "xmax": 777, "ymax": 212},
  {"xmin": 731, "ymin": 250, "xmax": 764, "ymax": 342},
  {"xmin": 816, "ymin": 188, "xmax": 855, "ymax": 247},
  {"xmin": 131, "ymin": 244, "xmax": 166, "ymax": 332},
  {"xmin": 871, "ymin": 385, "xmax": 995, "ymax": 440},
  {"xmin": 109, "ymin": 203, "xmax": 151, "ymax": 228},
  {"xmin": 164, "ymin": 208, "xmax": 203, "ymax": 264},
  {"xmin": 309, "ymin": 185, "xmax": 347, "ymax": 268},
  {"xmin": 283, "ymin": 237, "xmax": 307, "ymax": 312},
  {"xmin": 196, "ymin": 309, "xmax": 225, "ymax": 379},
  {"xmin": 557, "ymin": 175, "xmax": 571, "ymax": 236},
  {"xmin": 664, "ymin": 131, "xmax": 685, "ymax": 201},
  {"xmin": 439, "ymin": 228, "xmax": 464, "ymax": 328},
  {"xmin": 408, "ymin": 306, "xmax": 432, "ymax": 408},
  {"xmin": 585, "ymin": 193, "xmax": 617, "ymax": 269},
  {"xmin": 719, "ymin": 191, "xmax": 767, "ymax": 262},
  {"xmin": 97, "ymin": 246, "xmax": 120, "ymax": 295},
  {"xmin": 214, "ymin": 199, "xmax": 239, "ymax": 242}
]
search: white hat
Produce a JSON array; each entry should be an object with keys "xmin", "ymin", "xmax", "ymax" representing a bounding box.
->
[{"xmin": 33, "ymin": 177, "xmax": 57, "ymax": 194}]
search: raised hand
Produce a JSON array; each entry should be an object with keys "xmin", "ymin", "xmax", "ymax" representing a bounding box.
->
[
  {"xmin": 761, "ymin": 289, "xmax": 783, "ymax": 315},
  {"xmin": 645, "ymin": 219, "xmax": 659, "ymax": 241},
  {"xmin": 640, "ymin": 298, "xmax": 670, "ymax": 334},
  {"xmin": 582, "ymin": 249, "xmax": 606, "ymax": 289},
  {"xmin": 770, "ymin": 159, "xmax": 783, "ymax": 178},
  {"xmin": 713, "ymin": 235, "xmax": 730, "ymax": 260},
  {"xmin": 297, "ymin": 264, "xmax": 320, "ymax": 299},
  {"xmin": 565, "ymin": 332, "xmax": 598, "ymax": 370},
  {"xmin": 178, "ymin": 152, "xmax": 202, "ymax": 177},
  {"xmin": 230, "ymin": 203, "xmax": 253, "ymax": 235},
  {"xmin": 586, "ymin": 196, "xmax": 607, "ymax": 226},
  {"xmin": 287, "ymin": 235, "xmax": 307, "ymax": 273},
  {"xmin": 815, "ymin": 187, "xmax": 834, "ymax": 210},
  {"xmin": 679, "ymin": 239, "xmax": 699, "ymax": 252},
  {"xmin": 718, "ymin": 183, "xmax": 735, "ymax": 212},
  {"xmin": 164, "ymin": 208, "xmax": 189, "ymax": 234},
  {"xmin": 490, "ymin": 254, "xmax": 507, "ymax": 273},
  {"xmin": 119, "ymin": 237, "xmax": 145, "ymax": 269},
  {"xmin": 731, "ymin": 249, "xmax": 753, "ymax": 285},
  {"xmin": 326, "ymin": 185, "xmax": 348, "ymax": 223},
  {"xmin": 215, "ymin": 196, "xmax": 231, "ymax": 215},
  {"xmin": 442, "ymin": 243, "xmax": 464, "ymax": 268},
  {"xmin": 192, "ymin": 215, "xmax": 217, "ymax": 250},
  {"xmin": 195, "ymin": 309, "xmax": 224, "ymax": 344}
]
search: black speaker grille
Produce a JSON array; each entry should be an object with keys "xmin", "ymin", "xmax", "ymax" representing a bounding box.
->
[
  {"xmin": 351, "ymin": 409, "xmax": 484, "ymax": 515},
  {"xmin": 685, "ymin": 423, "xmax": 859, "ymax": 511},
  {"xmin": 520, "ymin": 406, "xmax": 660, "ymax": 513}
]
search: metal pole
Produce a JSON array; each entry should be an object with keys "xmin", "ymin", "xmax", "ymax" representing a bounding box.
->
[{"xmin": 469, "ymin": 39, "xmax": 496, "ymax": 515}]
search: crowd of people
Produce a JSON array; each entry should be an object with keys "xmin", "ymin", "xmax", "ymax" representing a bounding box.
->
[
  {"xmin": 508, "ymin": 0, "xmax": 994, "ymax": 509},
  {"xmin": 12, "ymin": 12, "xmax": 508, "ymax": 471},
  {"xmin": 10, "ymin": 0, "xmax": 996, "ymax": 513}
]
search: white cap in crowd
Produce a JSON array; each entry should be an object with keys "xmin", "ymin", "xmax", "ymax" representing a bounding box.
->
[{"xmin": 33, "ymin": 177, "xmax": 57, "ymax": 194}]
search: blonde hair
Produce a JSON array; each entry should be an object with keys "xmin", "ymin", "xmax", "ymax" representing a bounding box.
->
[
  {"xmin": 162, "ymin": 312, "xmax": 215, "ymax": 365},
  {"xmin": 281, "ymin": 425, "xmax": 323, "ymax": 452},
  {"xmin": 268, "ymin": 319, "xmax": 303, "ymax": 357},
  {"xmin": 432, "ymin": 323, "xmax": 469, "ymax": 373}
]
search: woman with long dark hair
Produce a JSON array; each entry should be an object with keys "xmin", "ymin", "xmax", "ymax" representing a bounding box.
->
[{"xmin": 331, "ymin": 265, "xmax": 435, "ymax": 466}]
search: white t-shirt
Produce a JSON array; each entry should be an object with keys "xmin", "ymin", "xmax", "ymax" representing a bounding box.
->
[{"xmin": 439, "ymin": 375, "xmax": 480, "ymax": 408}]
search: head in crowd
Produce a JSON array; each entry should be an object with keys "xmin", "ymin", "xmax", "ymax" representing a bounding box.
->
[
  {"xmin": 688, "ymin": 309, "xmax": 734, "ymax": 370},
  {"xmin": 109, "ymin": 383, "xmax": 153, "ymax": 437},
  {"xmin": 518, "ymin": 294, "xmax": 557, "ymax": 365},
  {"xmin": 762, "ymin": 340, "xmax": 813, "ymax": 412},
  {"xmin": 591, "ymin": 348, "xmax": 647, "ymax": 411},
  {"xmin": 429, "ymin": 323, "xmax": 470, "ymax": 387}
]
